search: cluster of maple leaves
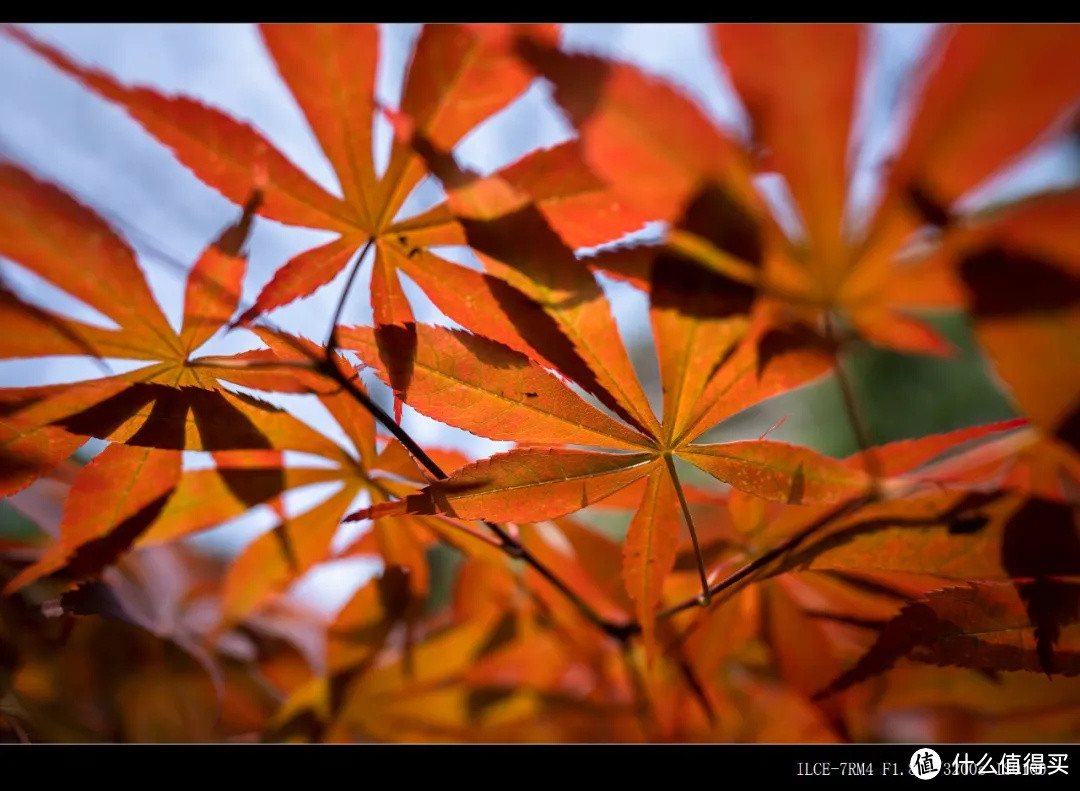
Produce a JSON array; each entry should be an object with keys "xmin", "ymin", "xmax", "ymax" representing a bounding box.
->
[{"xmin": 1, "ymin": 23, "xmax": 1080, "ymax": 743}]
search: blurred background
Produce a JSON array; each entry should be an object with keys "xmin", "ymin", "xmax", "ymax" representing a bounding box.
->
[{"xmin": 1, "ymin": 23, "xmax": 1076, "ymax": 617}]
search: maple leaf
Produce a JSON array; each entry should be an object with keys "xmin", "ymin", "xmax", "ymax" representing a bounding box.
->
[
  {"xmin": 0, "ymin": 163, "xmax": 283, "ymax": 496},
  {"xmin": 5, "ymin": 22, "xmax": 1080, "ymax": 745},
  {"xmin": 332, "ymin": 108, "xmax": 953, "ymax": 659},
  {"xmin": 278, "ymin": 553, "xmax": 655, "ymax": 743},
  {"xmin": 338, "ymin": 317, "xmax": 863, "ymax": 658},
  {"xmin": 868, "ymin": 661, "xmax": 1080, "ymax": 742},
  {"xmin": 760, "ymin": 572, "xmax": 903, "ymax": 732},
  {"xmin": 0, "ymin": 163, "xmax": 328, "ymax": 587},
  {"xmin": 0, "ymin": 160, "xmax": 456, "ymax": 601},
  {"xmin": 0, "ymin": 529, "xmax": 320, "ymax": 741},
  {"xmin": 657, "ymin": 420, "xmax": 1034, "ymax": 608},
  {"xmin": 136, "ymin": 329, "xmax": 503, "ymax": 623},
  {"xmin": 520, "ymin": 24, "xmax": 1080, "ymax": 358},
  {"xmin": 0, "ymin": 166, "xmax": 423, "ymax": 608},
  {"xmin": 817, "ymin": 581, "xmax": 1080, "ymax": 698},
  {"xmin": 648, "ymin": 423, "xmax": 1076, "ymax": 715},
  {"xmin": 4, "ymin": 25, "xmax": 652, "ymax": 425},
  {"xmin": 950, "ymin": 191, "xmax": 1080, "ymax": 461}
]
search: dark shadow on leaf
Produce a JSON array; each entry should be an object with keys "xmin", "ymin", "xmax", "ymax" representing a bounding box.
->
[
  {"xmin": 466, "ymin": 688, "xmax": 515, "ymax": 722},
  {"xmin": 187, "ymin": 388, "xmax": 275, "ymax": 451},
  {"xmin": 451, "ymin": 328, "xmax": 529, "ymax": 371},
  {"xmin": 819, "ymin": 570, "xmax": 920, "ymax": 603},
  {"xmin": 0, "ymin": 391, "xmax": 50, "ymax": 418},
  {"xmin": 1002, "ymin": 497, "xmax": 1080, "ymax": 673},
  {"xmin": 57, "ymin": 384, "xmax": 282, "ymax": 512},
  {"xmin": 270, "ymin": 523, "xmax": 299, "ymax": 574},
  {"xmin": 673, "ymin": 182, "xmax": 762, "ymax": 268},
  {"xmin": 756, "ymin": 325, "xmax": 836, "ymax": 380},
  {"xmin": 948, "ymin": 514, "xmax": 991, "ymax": 535},
  {"xmin": 650, "ymin": 251, "xmax": 754, "ymax": 321},
  {"xmin": 0, "ymin": 448, "xmax": 49, "ymax": 486},
  {"xmin": 961, "ymin": 247, "xmax": 1080, "ymax": 318},
  {"xmin": 910, "ymin": 638, "xmax": 1080, "ymax": 677},
  {"xmin": 58, "ymin": 580, "xmax": 130, "ymax": 621},
  {"xmin": 402, "ymin": 90, "xmax": 657, "ymax": 439},
  {"xmin": 815, "ymin": 584, "xmax": 1080, "ymax": 700},
  {"xmin": 776, "ymin": 491, "xmax": 1005, "ymax": 577},
  {"xmin": 56, "ymin": 383, "xmax": 279, "ymax": 452},
  {"xmin": 486, "ymin": 270, "xmax": 654, "ymax": 437},
  {"xmin": 187, "ymin": 389, "xmax": 284, "ymax": 514},
  {"xmin": 649, "ymin": 181, "xmax": 761, "ymax": 405},
  {"xmin": 802, "ymin": 609, "xmax": 892, "ymax": 630},
  {"xmin": 408, "ymin": 477, "xmax": 494, "ymax": 518},
  {"xmin": 215, "ymin": 466, "xmax": 289, "ymax": 511},
  {"xmin": 125, "ymin": 388, "xmax": 190, "ymax": 449},
  {"xmin": 263, "ymin": 706, "xmax": 325, "ymax": 744},
  {"xmin": 60, "ymin": 492, "xmax": 174, "ymax": 584},
  {"xmin": 813, "ymin": 500, "xmax": 1080, "ymax": 697},
  {"xmin": 375, "ymin": 321, "xmax": 417, "ymax": 404},
  {"xmin": 377, "ymin": 565, "xmax": 415, "ymax": 622},
  {"xmin": 786, "ymin": 463, "xmax": 806, "ymax": 505},
  {"xmin": 477, "ymin": 612, "xmax": 518, "ymax": 658},
  {"xmin": 461, "ymin": 209, "xmax": 593, "ymax": 312},
  {"xmin": 54, "ymin": 384, "xmax": 163, "ymax": 444},
  {"xmin": 516, "ymin": 38, "xmax": 608, "ymax": 125}
]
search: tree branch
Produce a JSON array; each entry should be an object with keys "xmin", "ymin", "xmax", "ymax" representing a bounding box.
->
[
  {"xmin": 657, "ymin": 495, "xmax": 872, "ymax": 621},
  {"xmin": 316, "ymin": 263, "xmax": 641, "ymax": 644}
]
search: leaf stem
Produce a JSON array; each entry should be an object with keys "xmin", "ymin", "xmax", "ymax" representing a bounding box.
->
[
  {"xmin": 326, "ymin": 238, "xmax": 374, "ymax": 352},
  {"xmin": 317, "ymin": 307, "xmax": 639, "ymax": 643},
  {"xmin": 656, "ymin": 495, "xmax": 871, "ymax": 621},
  {"xmin": 663, "ymin": 454, "xmax": 711, "ymax": 606},
  {"xmin": 658, "ymin": 316, "xmax": 894, "ymax": 622},
  {"xmin": 825, "ymin": 312, "xmax": 884, "ymax": 490}
]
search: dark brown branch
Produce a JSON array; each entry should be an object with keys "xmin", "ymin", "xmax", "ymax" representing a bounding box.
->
[
  {"xmin": 317, "ymin": 257, "xmax": 640, "ymax": 644},
  {"xmin": 317, "ymin": 354, "xmax": 639, "ymax": 641}
]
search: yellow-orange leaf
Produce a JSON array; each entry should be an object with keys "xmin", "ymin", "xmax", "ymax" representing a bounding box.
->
[
  {"xmin": 340, "ymin": 323, "xmax": 652, "ymax": 450},
  {"xmin": 622, "ymin": 467, "xmax": 681, "ymax": 663},
  {"xmin": 682, "ymin": 441, "xmax": 869, "ymax": 504},
  {"xmin": 401, "ymin": 449, "xmax": 657, "ymax": 523}
]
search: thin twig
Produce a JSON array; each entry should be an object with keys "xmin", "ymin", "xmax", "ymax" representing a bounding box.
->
[
  {"xmin": 657, "ymin": 495, "xmax": 872, "ymax": 621},
  {"xmin": 0, "ymin": 144, "xmax": 643, "ymax": 645},
  {"xmin": 657, "ymin": 316, "xmax": 894, "ymax": 624},
  {"xmin": 315, "ymin": 248, "xmax": 640, "ymax": 643},
  {"xmin": 318, "ymin": 358, "xmax": 638, "ymax": 640}
]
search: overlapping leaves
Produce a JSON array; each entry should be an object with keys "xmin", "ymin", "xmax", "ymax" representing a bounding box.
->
[{"xmin": 2, "ymin": 22, "xmax": 1080, "ymax": 743}]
